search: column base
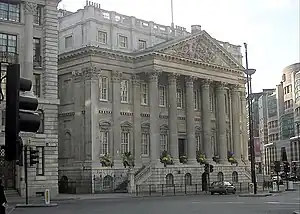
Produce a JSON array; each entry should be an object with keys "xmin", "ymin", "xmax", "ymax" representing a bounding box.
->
[
  {"xmin": 219, "ymin": 159, "xmax": 229, "ymax": 165},
  {"xmin": 172, "ymin": 159, "xmax": 180, "ymax": 165},
  {"xmin": 205, "ymin": 158, "xmax": 214, "ymax": 164},
  {"xmin": 187, "ymin": 159, "xmax": 198, "ymax": 165},
  {"xmin": 113, "ymin": 159, "xmax": 123, "ymax": 168}
]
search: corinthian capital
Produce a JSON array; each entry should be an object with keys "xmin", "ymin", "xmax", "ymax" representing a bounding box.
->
[
  {"xmin": 168, "ymin": 72, "xmax": 180, "ymax": 85},
  {"xmin": 131, "ymin": 74, "xmax": 140, "ymax": 86},
  {"xmin": 230, "ymin": 84, "xmax": 241, "ymax": 92},
  {"xmin": 148, "ymin": 71, "xmax": 160, "ymax": 82},
  {"xmin": 215, "ymin": 81, "xmax": 227, "ymax": 90},
  {"xmin": 111, "ymin": 71, "xmax": 122, "ymax": 82},
  {"xmin": 200, "ymin": 78, "xmax": 212, "ymax": 87},
  {"xmin": 24, "ymin": 2, "xmax": 37, "ymax": 14},
  {"xmin": 185, "ymin": 76, "xmax": 197, "ymax": 88}
]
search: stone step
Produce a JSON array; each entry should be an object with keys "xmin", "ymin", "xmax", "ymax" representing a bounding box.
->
[{"xmin": 5, "ymin": 189, "xmax": 20, "ymax": 197}]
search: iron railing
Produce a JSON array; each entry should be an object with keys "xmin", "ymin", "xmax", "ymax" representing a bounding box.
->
[{"xmin": 0, "ymin": 51, "xmax": 18, "ymax": 64}]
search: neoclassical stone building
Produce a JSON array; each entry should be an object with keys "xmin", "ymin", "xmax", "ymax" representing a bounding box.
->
[
  {"xmin": 0, "ymin": 0, "xmax": 60, "ymax": 197},
  {"xmin": 58, "ymin": 28, "xmax": 251, "ymax": 193}
]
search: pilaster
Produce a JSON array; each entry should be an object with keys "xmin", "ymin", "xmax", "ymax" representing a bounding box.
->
[
  {"xmin": 231, "ymin": 84, "xmax": 242, "ymax": 163},
  {"xmin": 216, "ymin": 81, "xmax": 228, "ymax": 164},
  {"xmin": 201, "ymin": 79, "xmax": 213, "ymax": 162},
  {"xmin": 112, "ymin": 71, "xmax": 122, "ymax": 167},
  {"xmin": 185, "ymin": 76, "xmax": 197, "ymax": 164},
  {"xmin": 132, "ymin": 74, "xmax": 142, "ymax": 166},
  {"xmin": 168, "ymin": 73, "xmax": 179, "ymax": 164},
  {"xmin": 23, "ymin": 2, "xmax": 37, "ymax": 82}
]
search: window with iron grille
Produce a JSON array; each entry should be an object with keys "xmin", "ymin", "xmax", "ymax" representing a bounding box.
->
[
  {"xmin": 33, "ymin": 38, "xmax": 41, "ymax": 67},
  {"xmin": 33, "ymin": 73, "xmax": 41, "ymax": 97},
  {"xmin": 36, "ymin": 146, "xmax": 45, "ymax": 176},
  {"xmin": 0, "ymin": 33, "xmax": 17, "ymax": 63},
  {"xmin": 34, "ymin": 5, "xmax": 42, "ymax": 25}
]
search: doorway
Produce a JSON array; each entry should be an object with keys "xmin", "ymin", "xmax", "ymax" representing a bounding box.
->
[{"xmin": 178, "ymin": 138, "xmax": 185, "ymax": 158}]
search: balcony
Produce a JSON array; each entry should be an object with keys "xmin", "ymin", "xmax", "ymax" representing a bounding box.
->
[
  {"xmin": 0, "ymin": 51, "xmax": 18, "ymax": 64},
  {"xmin": 33, "ymin": 55, "xmax": 42, "ymax": 68}
]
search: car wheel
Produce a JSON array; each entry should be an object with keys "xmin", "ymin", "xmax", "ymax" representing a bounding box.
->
[
  {"xmin": 232, "ymin": 189, "xmax": 236, "ymax": 194},
  {"xmin": 211, "ymin": 192, "xmax": 214, "ymax": 195},
  {"xmin": 225, "ymin": 190, "xmax": 228, "ymax": 195}
]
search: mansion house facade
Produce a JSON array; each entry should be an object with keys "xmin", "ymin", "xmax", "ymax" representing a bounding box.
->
[{"xmin": 58, "ymin": 3, "xmax": 250, "ymax": 193}]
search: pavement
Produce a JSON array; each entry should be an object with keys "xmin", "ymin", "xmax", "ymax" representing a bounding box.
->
[{"xmin": 7, "ymin": 189, "xmax": 300, "ymax": 214}]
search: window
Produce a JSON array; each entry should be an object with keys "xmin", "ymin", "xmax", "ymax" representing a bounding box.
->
[
  {"xmin": 184, "ymin": 173, "xmax": 192, "ymax": 185},
  {"xmin": 65, "ymin": 36, "xmax": 73, "ymax": 48},
  {"xmin": 99, "ymin": 131, "xmax": 109, "ymax": 155},
  {"xmin": 232, "ymin": 171, "xmax": 238, "ymax": 183},
  {"xmin": 37, "ymin": 110, "xmax": 44, "ymax": 133},
  {"xmin": 141, "ymin": 133, "xmax": 149, "ymax": 156},
  {"xmin": 120, "ymin": 80, "xmax": 129, "ymax": 103},
  {"xmin": 159, "ymin": 86, "xmax": 166, "ymax": 107},
  {"xmin": 194, "ymin": 90, "xmax": 199, "ymax": 110},
  {"xmin": 99, "ymin": 76, "xmax": 108, "ymax": 101},
  {"xmin": 177, "ymin": 88, "xmax": 183, "ymax": 108},
  {"xmin": 33, "ymin": 73, "xmax": 41, "ymax": 97},
  {"xmin": 166, "ymin": 173, "xmax": 174, "ymax": 187},
  {"xmin": 196, "ymin": 135, "xmax": 201, "ymax": 151},
  {"xmin": 34, "ymin": 5, "xmax": 42, "ymax": 25},
  {"xmin": 0, "ymin": 33, "xmax": 17, "ymax": 63},
  {"xmin": 209, "ymin": 92, "xmax": 214, "ymax": 112},
  {"xmin": 121, "ymin": 132, "xmax": 129, "ymax": 154},
  {"xmin": 36, "ymin": 146, "xmax": 45, "ymax": 176},
  {"xmin": 98, "ymin": 31, "xmax": 107, "ymax": 44},
  {"xmin": 0, "ymin": 1, "xmax": 20, "ymax": 22},
  {"xmin": 119, "ymin": 35, "xmax": 128, "ymax": 48},
  {"xmin": 33, "ymin": 38, "xmax": 41, "ymax": 67},
  {"xmin": 138, "ymin": 39, "xmax": 146, "ymax": 50},
  {"xmin": 160, "ymin": 134, "xmax": 168, "ymax": 152},
  {"xmin": 1, "ymin": 110, "xmax": 5, "ymax": 126},
  {"xmin": 141, "ymin": 83, "xmax": 148, "ymax": 105}
]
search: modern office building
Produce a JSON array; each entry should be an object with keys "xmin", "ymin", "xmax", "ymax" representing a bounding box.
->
[
  {"xmin": 0, "ymin": 0, "xmax": 60, "ymax": 197},
  {"xmin": 57, "ymin": 2, "xmax": 251, "ymax": 194}
]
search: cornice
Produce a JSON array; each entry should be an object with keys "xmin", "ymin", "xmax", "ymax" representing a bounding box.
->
[{"xmin": 58, "ymin": 46, "xmax": 244, "ymax": 75}]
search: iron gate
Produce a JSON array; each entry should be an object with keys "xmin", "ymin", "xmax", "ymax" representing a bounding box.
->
[{"xmin": 0, "ymin": 145, "xmax": 16, "ymax": 190}]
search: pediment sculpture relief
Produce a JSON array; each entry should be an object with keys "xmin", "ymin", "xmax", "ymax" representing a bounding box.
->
[{"xmin": 163, "ymin": 36, "xmax": 217, "ymax": 63}]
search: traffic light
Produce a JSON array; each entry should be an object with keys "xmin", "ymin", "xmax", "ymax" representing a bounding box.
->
[
  {"xmin": 209, "ymin": 164, "xmax": 214, "ymax": 173},
  {"xmin": 283, "ymin": 162, "xmax": 290, "ymax": 173},
  {"xmin": 274, "ymin": 161, "xmax": 281, "ymax": 173},
  {"xmin": 204, "ymin": 163, "xmax": 209, "ymax": 173},
  {"xmin": 5, "ymin": 64, "xmax": 40, "ymax": 161},
  {"xmin": 29, "ymin": 148, "xmax": 39, "ymax": 166}
]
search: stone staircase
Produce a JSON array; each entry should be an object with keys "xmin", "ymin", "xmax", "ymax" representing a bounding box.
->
[
  {"xmin": 134, "ymin": 164, "xmax": 152, "ymax": 185},
  {"xmin": 244, "ymin": 166, "xmax": 252, "ymax": 181}
]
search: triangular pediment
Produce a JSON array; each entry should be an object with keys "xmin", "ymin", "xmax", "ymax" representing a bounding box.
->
[{"xmin": 154, "ymin": 31, "xmax": 243, "ymax": 70}]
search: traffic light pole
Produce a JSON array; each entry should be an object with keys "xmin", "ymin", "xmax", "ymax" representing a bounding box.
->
[{"xmin": 24, "ymin": 145, "xmax": 29, "ymax": 205}]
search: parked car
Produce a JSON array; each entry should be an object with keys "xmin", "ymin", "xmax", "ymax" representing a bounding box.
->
[{"xmin": 209, "ymin": 181, "xmax": 236, "ymax": 195}]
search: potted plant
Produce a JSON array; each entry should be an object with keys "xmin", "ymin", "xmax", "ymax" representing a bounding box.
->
[
  {"xmin": 122, "ymin": 152, "xmax": 135, "ymax": 168},
  {"xmin": 179, "ymin": 155, "xmax": 188, "ymax": 164},
  {"xmin": 99, "ymin": 154, "xmax": 113, "ymax": 167},
  {"xmin": 196, "ymin": 151, "xmax": 206, "ymax": 164},
  {"xmin": 160, "ymin": 150, "xmax": 173, "ymax": 167},
  {"xmin": 212, "ymin": 155, "xmax": 220, "ymax": 164},
  {"xmin": 228, "ymin": 151, "xmax": 238, "ymax": 165}
]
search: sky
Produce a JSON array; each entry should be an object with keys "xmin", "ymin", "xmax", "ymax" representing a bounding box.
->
[{"xmin": 59, "ymin": 0, "xmax": 299, "ymax": 92}]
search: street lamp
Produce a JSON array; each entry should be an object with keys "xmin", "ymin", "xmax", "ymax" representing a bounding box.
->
[{"xmin": 243, "ymin": 42, "xmax": 257, "ymax": 194}]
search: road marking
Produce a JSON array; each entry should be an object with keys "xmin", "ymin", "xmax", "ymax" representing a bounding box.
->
[
  {"xmin": 265, "ymin": 202, "xmax": 300, "ymax": 205},
  {"xmin": 191, "ymin": 201, "xmax": 245, "ymax": 204}
]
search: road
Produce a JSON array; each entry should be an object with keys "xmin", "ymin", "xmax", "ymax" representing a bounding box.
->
[{"xmin": 10, "ymin": 190, "xmax": 300, "ymax": 214}]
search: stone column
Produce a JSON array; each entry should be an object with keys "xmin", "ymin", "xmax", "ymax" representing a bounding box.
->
[
  {"xmin": 168, "ymin": 73, "xmax": 179, "ymax": 163},
  {"xmin": 231, "ymin": 84, "xmax": 241, "ymax": 163},
  {"xmin": 185, "ymin": 76, "xmax": 197, "ymax": 164},
  {"xmin": 149, "ymin": 71, "xmax": 160, "ymax": 164},
  {"xmin": 112, "ymin": 71, "xmax": 122, "ymax": 167},
  {"xmin": 132, "ymin": 74, "xmax": 142, "ymax": 166},
  {"xmin": 216, "ymin": 82, "xmax": 228, "ymax": 164},
  {"xmin": 240, "ymin": 91, "xmax": 249, "ymax": 162},
  {"xmin": 201, "ymin": 79, "xmax": 213, "ymax": 162},
  {"xmin": 24, "ymin": 2, "xmax": 36, "ymax": 82}
]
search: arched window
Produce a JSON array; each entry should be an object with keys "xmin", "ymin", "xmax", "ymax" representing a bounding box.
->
[
  {"xmin": 64, "ymin": 132, "xmax": 71, "ymax": 157},
  {"xmin": 166, "ymin": 173, "xmax": 174, "ymax": 187},
  {"xmin": 37, "ymin": 109, "xmax": 44, "ymax": 133},
  {"xmin": 184, "ymin": 173, "xmax": 192, "ymax": 186},
  {"xmin": 103, "ymin": 175, "xmax": 113, "ymax": 189},
  {"xmin": 217, "ymin": 172, "xmax": 224, "ymax": 182},
  {"xmin": 232, "ymin": 171, "xmax": 238, "ymax": 183}
]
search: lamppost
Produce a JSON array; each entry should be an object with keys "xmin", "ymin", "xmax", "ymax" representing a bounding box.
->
[{"xmin": 243, "ymin": 42, "xmax": 257, "ymax": 194}]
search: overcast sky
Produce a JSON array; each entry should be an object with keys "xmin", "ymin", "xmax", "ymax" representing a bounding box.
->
[{"xmin": 59, "ymin": 0, "xmax": 299, "ymax": 92}]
